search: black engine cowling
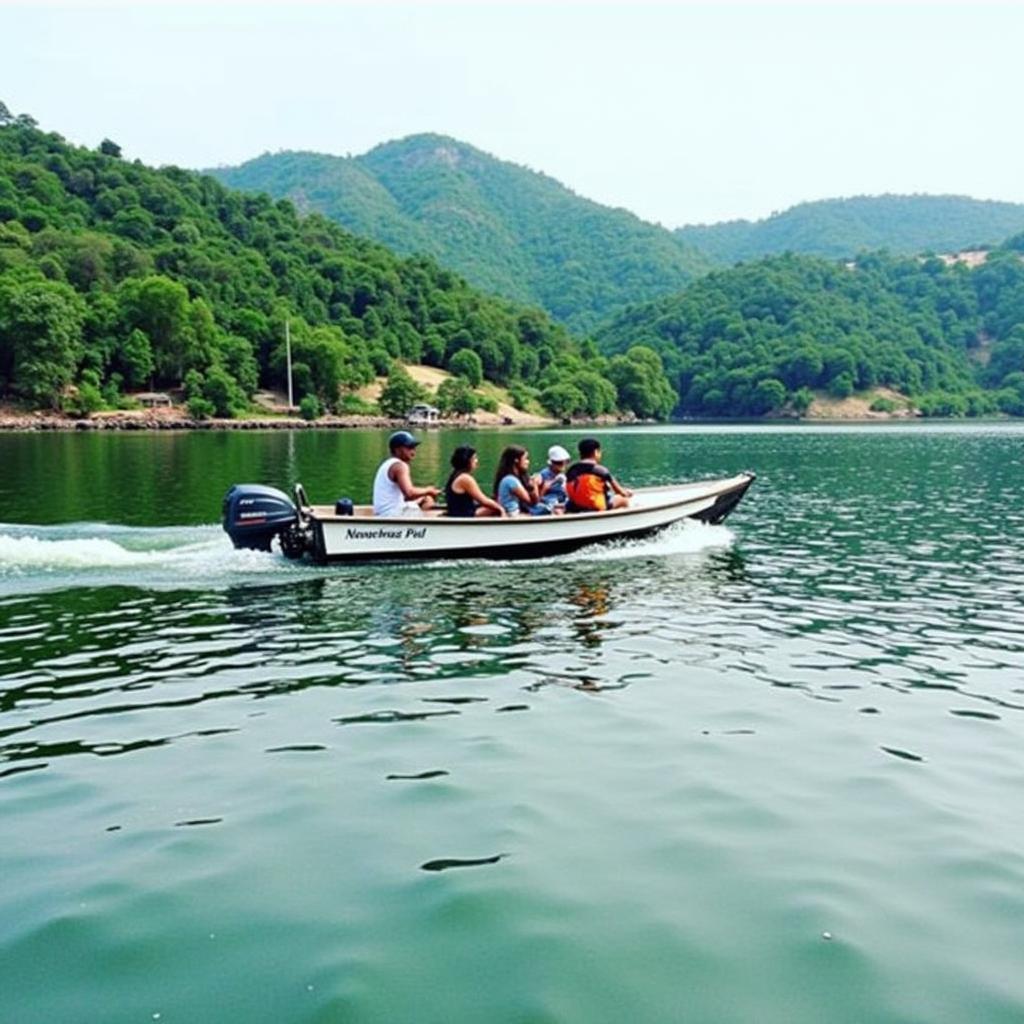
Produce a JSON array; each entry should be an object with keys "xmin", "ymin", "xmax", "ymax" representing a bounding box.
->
[{"xmin": 222, "ymin": 484, "xmax": 300, "ymax": 553}]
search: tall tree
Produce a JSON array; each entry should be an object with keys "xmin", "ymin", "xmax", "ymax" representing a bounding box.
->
[
  {"xmin": 118, "ymin": 275, "xmax": 191, "ymax": 382},
  {"xmin": 378, "ymin": 362, "xmax": 426, "ymax": 418},
  {"xmin": 0, "ymin": 271, "xmax": 86, "ymax": 407}
]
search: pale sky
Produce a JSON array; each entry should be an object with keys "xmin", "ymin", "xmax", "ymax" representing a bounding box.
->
[{"xmin": 4, "ymin": 1, "xmax": 1023, "ymax": 227}]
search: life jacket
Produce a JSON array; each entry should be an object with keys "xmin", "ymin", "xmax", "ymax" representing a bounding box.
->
[{"xmin": 565, "ymin": 462, "xmax": 610, "ymax": 511}]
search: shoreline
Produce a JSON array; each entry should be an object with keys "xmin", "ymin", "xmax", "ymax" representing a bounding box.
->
[
  {"xmin": 2, "ymin": 400, "xmax": 1009, "ymax": 434},
  {"xmin": 0, "ymin": 413, "xmax": 401, "ymax": 433},
  {"xmin": 0, "ymin": 411, "xmax": 560, "ymax": 433},
  {"xmin": 1, "ymin": 411, "xmax": 1003, "ymax": 433}
]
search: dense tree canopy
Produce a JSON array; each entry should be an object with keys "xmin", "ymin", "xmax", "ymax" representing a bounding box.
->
[
  {"xmin": 5, "ymin": 111, "xmax": 1022, "ymax": 424},
  {"xmin": 596, "ymin": 248, "xmax": 1024, "ymax": 417},
  {"xmin": 0, "ymin": 271, "xmax": 86, "ymax": 408},
  {"xmin": 1, "ymin": 113, "xmax": 669, "ymax": 418},
  {"xmin": 675, "ymin": 195, "xmax": 1024, "ymax": 265},
  {"xmin": 209, "ymin": 135, "xmax": 711, "ymax": 335},
  {"xmin": 213, "ymin": 147, "xmax": 1024, "ymax": 335}
]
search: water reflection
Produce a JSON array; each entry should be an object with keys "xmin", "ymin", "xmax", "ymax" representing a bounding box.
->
[
  {"xmin": 0, "ymin": 541, "xmax": 744, "ymax": 772},
  {"xmin": 5, "ymin": 427, "xmax": 1024, "ymax": 1024},
  {"xmin": 567, "ymin": 579, "xmax": 612, "ymax": 650},
  {"xmin": 4, "ymin": 423, "xmax": 1024, "ymax": 784}
]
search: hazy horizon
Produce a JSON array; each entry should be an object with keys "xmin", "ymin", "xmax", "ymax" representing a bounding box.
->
[{"xmin": 4, "ymin": 1, "xmax": 1023, "ymax": 227}]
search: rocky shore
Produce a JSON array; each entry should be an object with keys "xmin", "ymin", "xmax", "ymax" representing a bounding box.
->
[
  {"xmin": 0, "ymin": 408, "xmax": 561, "ymax": 432},
  {"xmin": 0, "ymin": 411, "xmax": 416, "ymax": 432}
]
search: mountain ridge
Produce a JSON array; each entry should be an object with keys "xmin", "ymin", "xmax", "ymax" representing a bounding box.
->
[
  {"xmin": 209, "ymin": 137, "xmax": 1024, "ymax": 333},
  {"xmin": 674, "ymin": 193, "xmax": 1024, "ymax": 263},
  {"xmin": 208, "ymin": 135, "xmax": 712, "ymax": 334}
]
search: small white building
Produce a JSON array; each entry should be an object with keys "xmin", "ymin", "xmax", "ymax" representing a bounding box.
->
[
  {"xmin": 406, "ymin": 403, "xmax": 440, "ymax": 425},
  {"xmin": 135, "ymin": 392, "xmax": 173, "ymax": 408}
]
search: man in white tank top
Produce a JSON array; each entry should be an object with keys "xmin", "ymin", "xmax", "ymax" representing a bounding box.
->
[{"xmin": 372, "ymin": 431, "xmax": 440, "ymax": 517}]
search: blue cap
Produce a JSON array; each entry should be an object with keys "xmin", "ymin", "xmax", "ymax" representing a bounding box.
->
[{"xmin": 389, "ymin": 430, "xmax": 421, "ymax": 450}]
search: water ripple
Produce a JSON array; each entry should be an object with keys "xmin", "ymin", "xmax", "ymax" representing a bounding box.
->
[{"xmin": 4, "ymin": 426, "xmax": 1024, "ymax": 1023}]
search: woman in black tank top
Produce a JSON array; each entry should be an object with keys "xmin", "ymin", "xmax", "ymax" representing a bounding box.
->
[{"xmin": 445, "ymin": 446, "xmax": 506, "ymax": 518}]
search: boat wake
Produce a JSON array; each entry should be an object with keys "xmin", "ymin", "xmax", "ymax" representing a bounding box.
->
[
  {"xmin": 561, "ymin": 519, "xmax": 733, "ymax": 563},
  {"xmin": 0, "ymin": 522, "xmax": 316, "ymax": 594},
  {"xmin": 0, "ymin": 518, "xmax": 734, "ymax": 595},
  {"xmin": 406, "ymin": 519, "xmax": 735, "ymax": 575}
]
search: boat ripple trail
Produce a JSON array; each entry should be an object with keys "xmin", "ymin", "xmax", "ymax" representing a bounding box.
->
[
  {"xmin": 0, "ymin": 517, "xmax": 733, "ymax": 594},
  {"xmin": 0, "ymin": 522, "xmax": 314, "ymax": 592},
  {"xmin": 564, "ymin": 520, "xmax": 734, "ymax": 562}
]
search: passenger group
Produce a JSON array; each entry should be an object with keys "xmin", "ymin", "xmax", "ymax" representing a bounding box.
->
[{"xmin": 372, "ymin": 431, "xmax": 633, "ymax": 519}]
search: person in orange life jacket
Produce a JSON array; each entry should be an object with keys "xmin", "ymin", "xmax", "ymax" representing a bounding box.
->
[
  {"xmin": 372, "ymin": 430, "xmax": 440, "ymax": 517},
  {"xmin": 564, "ymin": 437, "xmax": 633, "ymax": 512}
]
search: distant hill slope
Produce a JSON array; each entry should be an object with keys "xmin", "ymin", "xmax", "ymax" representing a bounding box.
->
[
  {"xmin": 0, "ymin": 117, "xmax": 599, "ymax": 414},
  {"xmin": 594, "ymin": 242, "xmax": 1024, "ymax": 418},
  {"xmin": 675, "ymin": 195, "xmax": 1024, "ymax": 264},
  {"xmin": 209, "ymin": 135, "xmax": 711, "ymax": 334}
]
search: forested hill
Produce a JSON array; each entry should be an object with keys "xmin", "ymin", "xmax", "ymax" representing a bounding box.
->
[
  {"xmin": 595, "ymin": 244, "xmax": 1024, "ymax": 418},
  {"xmin": 3, "ymin": 112, "xmax": 670, "ymax": 418},
  {"xmin": 675, "ymin": 195, "xmax": 1024, "ymax": 264},
  {"xmin": 6, "ymin": 109, "xmax": 1021, "ymax": 424},
  {"xmin": 208, "ymin": 136, "xmax": 711, "ymax": 335}
]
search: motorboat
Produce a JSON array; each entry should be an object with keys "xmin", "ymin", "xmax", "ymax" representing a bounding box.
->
[{"xmin": 222, "ymin": 472, "xmax": 755, "ymax": 564}]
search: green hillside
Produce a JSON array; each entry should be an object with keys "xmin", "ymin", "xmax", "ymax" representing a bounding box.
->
[
  {"xmin": 1, "ymin": 110, "xmax": 678, "ymax": 420},
  {"xmin": 7, "ymin": 106, "xmax": 1020, "ymax": 424},
  {"xmin": 209, "ymin": 150, "xmax": 436, "ymax": 259},
  {"xmin": 595, "ymin": 245, "xmax": 1024, "ymax": 418},
  {"xmin": 675, "ymin": 195, "xmax": 1024, "ymax": 264},
  {"xmin": 209, "ymin": 135, "xmax": 711, "ymax": 335}
]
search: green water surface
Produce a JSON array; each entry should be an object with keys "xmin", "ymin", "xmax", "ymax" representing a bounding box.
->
[{"xmin": 1, "ymin": 424, "xmax": 1023, "ymax": 1023}]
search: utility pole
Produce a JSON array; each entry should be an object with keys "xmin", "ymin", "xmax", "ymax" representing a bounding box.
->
[{"xmin": 285, "ymin": 319, "xmax": 293, "ymax": 411}]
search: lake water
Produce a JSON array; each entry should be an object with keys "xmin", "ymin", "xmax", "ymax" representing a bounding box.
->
[{"xmin": 1, "ymin": 424, "xmax": 1023, "ymax": 1023}]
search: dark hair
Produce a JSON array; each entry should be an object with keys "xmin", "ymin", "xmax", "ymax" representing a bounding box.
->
[
  {"xmin": 493, "ymin": 445, "xmax": 528, "ymax": 496},
  {"xmin": 578, "ymin": 437, "xmax": 601, "ymax": 458},
  {"xmin": 450, "ymin": 445, "xmax": 476, "ymax": 473}
]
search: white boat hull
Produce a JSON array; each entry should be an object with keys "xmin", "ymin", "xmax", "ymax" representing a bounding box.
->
[{"xmin": 303, "ymin": 473, "xmax": 755, "ymax": 564}]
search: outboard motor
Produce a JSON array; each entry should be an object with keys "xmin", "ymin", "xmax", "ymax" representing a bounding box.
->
[{"xmin": 222, "ymin": 483, "xmax": 307, "ymax": 556}]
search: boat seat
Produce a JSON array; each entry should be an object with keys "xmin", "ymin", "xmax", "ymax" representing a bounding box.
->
[{"xmin": 309, "ymin": 504, "xmax": 448, "ymax": 520}]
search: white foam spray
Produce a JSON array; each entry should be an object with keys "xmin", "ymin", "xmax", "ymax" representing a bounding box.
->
[
  {"xmin": 0, "ymin": 523, "xmax": 318, "ymax": 594},
  {"xmin": 0, "ymin": 518, "xmax": 732, "ymax": 594}
]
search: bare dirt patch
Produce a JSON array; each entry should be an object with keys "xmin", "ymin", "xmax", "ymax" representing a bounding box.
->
[
  {"xmin": 358, "ymin": 364, "xmax": 555, "ymax": 426},
  {"xmin": 805, "ymin": 387, "xmax": 917, "ymax": 420}
]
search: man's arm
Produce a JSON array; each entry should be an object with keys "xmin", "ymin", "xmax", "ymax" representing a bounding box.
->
[
  {"xmin": 604, "ymin": 466, "xmax": 632, "ymax": 498},
  {"xmin": 390, "ymin": 461, "xmax": 439, "ymax": 500}
]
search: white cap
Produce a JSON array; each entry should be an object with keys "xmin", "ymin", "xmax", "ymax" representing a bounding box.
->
[{"xmin": 548, "ymin": 444, "xmax": 571, "ymax": 463}]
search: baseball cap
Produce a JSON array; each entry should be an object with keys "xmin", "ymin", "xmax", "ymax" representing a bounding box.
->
[
  {"xmin": 389, "ymin": 430, "xmax": 421, "ymax": 450},
  {"xmin": 547, "ymin": 444, "xmax": 571, "ymax": 463}
]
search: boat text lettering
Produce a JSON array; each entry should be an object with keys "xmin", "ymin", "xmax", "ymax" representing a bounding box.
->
[{"xmin": 345, "ymin": 526, "xmax": 427, "ymax": 541}]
